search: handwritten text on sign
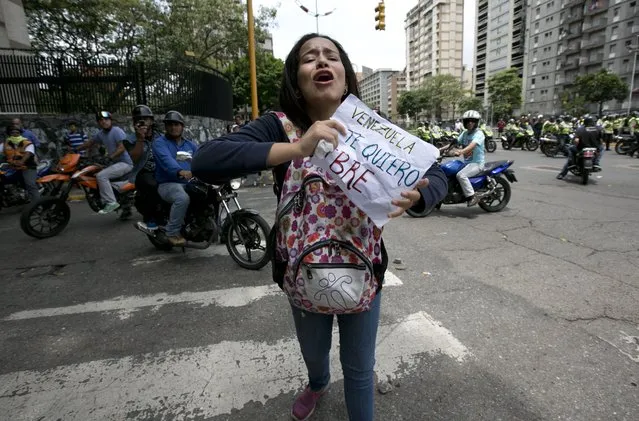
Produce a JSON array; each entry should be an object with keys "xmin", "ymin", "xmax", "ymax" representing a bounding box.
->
[{"xmin": 311, "ymin": 95, "xmax": 439, "ymax": 227}]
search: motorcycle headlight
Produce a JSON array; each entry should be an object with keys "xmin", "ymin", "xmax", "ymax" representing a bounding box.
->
[{"xmin": 230, "ymin": 178, "xmax": 242, "ymax": 190}]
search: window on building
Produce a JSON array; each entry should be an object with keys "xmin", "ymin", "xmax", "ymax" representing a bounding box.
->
[
  {"xmin": 624, "ymin": 59, "xmax": 630, "ymax": 72},
  {"xmin": 536, "ymin": 7, "xmax": 540, "ymax": 18},
  {"xmin": 614, "ymin": 8, "xmax": 619, "ymax": 17},
  {"xmin": 612, "ymin": 26, "xmax": 619, "ymax": 37},
  {"xmin": 610, "ymin": 44, "xmax": 616, "ymax": 53}
]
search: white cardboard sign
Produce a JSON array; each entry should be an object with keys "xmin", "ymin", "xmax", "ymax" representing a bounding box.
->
[{"xmin": 311, "ymin": 95, "xmax": 440, "ymax": 227}]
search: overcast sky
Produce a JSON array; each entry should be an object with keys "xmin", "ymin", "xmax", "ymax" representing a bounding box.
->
[{"xmin": 253, "ymin": 0, "xmax": 477, "ymax": 71}]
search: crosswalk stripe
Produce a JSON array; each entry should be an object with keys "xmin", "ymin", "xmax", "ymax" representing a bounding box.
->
[
  {"xmin": 0, "ymin": 311, "xmax": 471, "ymax": 420},
  {"xmin": 3, "ymin": 272, "xmax": 403, "ymax": 321}
]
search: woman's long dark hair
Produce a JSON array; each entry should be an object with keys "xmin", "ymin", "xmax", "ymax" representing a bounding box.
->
[{"xmin": 279, "ymin": 33, "xmax": 360, "ymax": 131}]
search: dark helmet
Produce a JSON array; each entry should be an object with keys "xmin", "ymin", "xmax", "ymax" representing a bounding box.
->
[
  {"xmin": 163, "ymin": 110, "xmax": 185, "ymax": 125},
  {"xmin": 583, "ymin": 114, "xmax": 595, "ymax": 127},
  {"xmin": 96, "ymin": 110, "xmax": 112, "ymax": 121},
  {"xmin": 132, "ymin": 105, "xmax": 154, "ymax": 122}
]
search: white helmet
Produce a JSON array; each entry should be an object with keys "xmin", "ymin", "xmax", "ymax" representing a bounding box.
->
[{"xmin": 462, "ymin": 110, "xmax": 481, "ymax": 120}]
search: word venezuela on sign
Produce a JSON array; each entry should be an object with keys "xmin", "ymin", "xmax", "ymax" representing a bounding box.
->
[{"xmin": 311, "ymin": 94, "xmax": 439, "ymax": 227}]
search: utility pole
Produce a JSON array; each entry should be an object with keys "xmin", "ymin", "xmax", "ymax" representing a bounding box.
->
[
  {"xmin": 247, "ymin": 0, "xmax": 259, "ymax": 120},
  {"xmin": 627, "ymin": 35, "xmax": 639, "ymax": 115}
]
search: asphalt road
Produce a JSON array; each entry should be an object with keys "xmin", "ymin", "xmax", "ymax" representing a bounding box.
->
[{"xmin": 0, "ymin": 148, "xmax": 637, "ymax": 421}]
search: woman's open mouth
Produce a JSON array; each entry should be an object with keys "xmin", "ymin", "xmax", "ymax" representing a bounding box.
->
[{"xmin": 313, "ymin": 70, "xmax": 334, "ymax": 85}]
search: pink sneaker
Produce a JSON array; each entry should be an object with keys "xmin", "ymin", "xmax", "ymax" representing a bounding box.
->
[{"xmin": 291, "ymin": 384, "xmax": 330, "ymax": 421}]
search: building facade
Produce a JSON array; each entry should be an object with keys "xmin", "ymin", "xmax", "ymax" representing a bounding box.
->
[
  {"xmin": 522, "ymin": 0, "xmax": 639, "ymax": 115},
  {"xmin": 0, "ymin": 0, "xmax": 30, "ymax": 49},
  {"xmin": 387, "ymin": 70, "xmax": 407, "ymax": 121},
  {"xmin": 474, "ymin": 0, "xmax": 526, "ymax": 102},
  {"xmin": 405, "ymin": 0, "xmax": 464, "ymax": 90},
  {"xmin": 359, "ymin": 69, "xmax": 397, "ymax": 116}
]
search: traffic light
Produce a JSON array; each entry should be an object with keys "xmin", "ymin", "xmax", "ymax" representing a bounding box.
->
[{"xmin": 375, "ymin": 1, "xmax": 385, "ymax": 31}]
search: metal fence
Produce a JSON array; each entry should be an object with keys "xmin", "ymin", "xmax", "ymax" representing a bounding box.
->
[{"xmin": 0, "ymin": 49, "xmax": 232, "ymax": 120}]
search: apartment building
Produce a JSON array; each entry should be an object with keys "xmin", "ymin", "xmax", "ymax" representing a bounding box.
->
[
  {"xmin": 387, "ymin": 71, "xmax": 407, "ymax": 121},
  {"xmin": 474, "ymin": 0, "xmax": 526, "ymax": 101},
  {"xmin": 359, "ymin": 69, "xmax": 397, "ymax": 116},
  {"xmin": 405, "ymin": 0, "xmax": 464, "ymax": 91},
  {"xmin": 523, "ymin": 0, "xmax": 639, "ymax": 115},
  {"xmin": 0, "ymin": 0, "xmax": 30, "ymax": 49}
]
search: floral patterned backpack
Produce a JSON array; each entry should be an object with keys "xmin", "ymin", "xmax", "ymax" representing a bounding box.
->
[{"xmin": 270, "ymin": 112, "xmax": 385, "ymax": 314}]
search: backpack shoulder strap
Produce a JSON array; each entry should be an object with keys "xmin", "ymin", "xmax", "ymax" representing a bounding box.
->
[{"xmin": 273, "ymin": 112, "xmax": 301, "ymax": 144}]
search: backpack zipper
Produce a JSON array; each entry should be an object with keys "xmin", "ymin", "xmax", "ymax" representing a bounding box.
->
[
  {"xmin": 295, "ymin": 239, "xmax": 374, "ymax": 282},
  {"xmin": 302, "ymin": 262, "xmax": 367, "ymax": 280},
  {"xmin": 276, "ymin": 175, "xmax": 323, "ymax": 220}
]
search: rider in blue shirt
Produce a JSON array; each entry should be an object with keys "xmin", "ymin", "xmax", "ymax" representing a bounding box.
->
[
  {"xmin": 152, "ymin": 111, "xmax": 198, "ymax": 246},
  {"xmin": 454, "ymin": 110, "xmax": 485, "ymax": 207}
]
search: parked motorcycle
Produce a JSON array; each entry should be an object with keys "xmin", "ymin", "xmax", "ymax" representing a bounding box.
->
[
  {"xmin": 0, "ymin": 160, "xmax": 53, "ymax": 209},
  {"xmin": 407, "ymin": 144, "xmax": 517, "ymax": 217},
  {"xmin": 567, "ymin": 147, "xmax": 601, "ymax": 185},
  {"xmin": 136, "ymin": 176, "xmax": 271, "ymax": 270},
  {"xmin": 20, "ymin": 154, "xmax": 135, "ymax": 238}
]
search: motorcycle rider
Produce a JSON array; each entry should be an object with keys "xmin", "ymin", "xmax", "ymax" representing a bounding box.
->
[
  {"xmin": 125, "ymin": 105, "xmax": 163, "ymax": 232},
  {"xmin": 78, "ymin": 111, "xmax": 133, "ymax": 214},
  {"xmin": 152, "ymin": 111, "xmax": 198, "ymax": 246},
  {"xmin": 556, "ymin": 114, "xmax": 602, "ymax": 180},
  {"xmin": 1, "ymin": 125, "xmax": 40, "ymax": 202},
  {"xmin": 452, "ymin": 110, "xmax": 485, "ymax": 207}
]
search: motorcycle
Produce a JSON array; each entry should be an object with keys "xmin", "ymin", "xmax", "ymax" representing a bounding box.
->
[
  {"xmin": 0, "ymin": 159, "xmax": 53, "ymax": 209},
  {"xmin": 481, "ymin": 126, "xmax": 497, "ymax": 153},
  {"xmin": 614, "ymin": 135, "xmax": 636, "ymax": 155},
  {"xmin": 19, "ymin": 154, "xmax": 135, "ymax": 239},
  {"xmin": 136, "ymin": 175, "xmax": 271, "ymax": 271},
  {"xmin": 407, "ymin": 144, "xmax": 517, "ymax": 217},
  {"xmin": 567, "ymin": 147, "xmax": 601, "ymax": 185},
  {"xmin": 501, "ymin": 128, "xmax": 539, "ymax": 151},
  {"xmin": 540, "ymin": 134, "xmax": 570, "ymax": 158}
]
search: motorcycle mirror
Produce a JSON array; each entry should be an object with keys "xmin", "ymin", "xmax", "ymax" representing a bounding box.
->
[{"xmin": 176, "ymin": 151, "xmax": 193, "ymax": 161}]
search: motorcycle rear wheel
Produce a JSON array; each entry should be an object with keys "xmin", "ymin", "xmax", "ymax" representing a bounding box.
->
[
  {"xmin": 526, "ymin": 138, "xmax": 540, "ymax": 151},
  {"xmin": 479, "ymin": 176, "xmax": 511, "ymax": 212},
  {"xmin": 225, "ymin": 213, "xmax": 271, "ymax": 270},
  {"xmin": 147, "ymin": 233, "xmax": 172, "ymax": 251},
  {"xmin": 406, "ymin": 204, "xmax": 436, "ymax": 218},
  {"xmin": 581, "ymin": 171, "xmax": 589, "ymax": 185},
  {"xmin": 502, "ymin": 139, "xmax": 511, "ymax": 150},
  {"xmin": 20, "ymin": 197, "xmax": 71, "ymax": 239},
  {"xmin": 542, "ymin": 143, "xmax": 558, "ymax": 158}
]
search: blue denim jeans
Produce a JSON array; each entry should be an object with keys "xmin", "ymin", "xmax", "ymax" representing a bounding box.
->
[
  {"xmin": 291, "ymin": 291, "xmax": 381, "ymax": 421},
  {"xmin": 157, "ymin": 182, "xmax": 189, "ymax": 236}
]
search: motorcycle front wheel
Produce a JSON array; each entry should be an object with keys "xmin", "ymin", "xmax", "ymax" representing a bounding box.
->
[
  {"xmin": 20, "ymin": 197, "xmax": 71, "ymax": 239},
  {"xmin": 225, "ymin": 213, "xmax": 271, "ymax": 270},
  {"xmin": 526, "ymin": 138, "xmax": 540, "ymax": 151},
  {"xmin": 615, "ymin": 139, "xmax": 631, "ymax": 155},
  {"xmin": 486, "ymin": 139, "xmax": 497, "ymax": 153},
  {"xmin": 406, "ymin": 204, "xmax": 436, "ymax": 218}
]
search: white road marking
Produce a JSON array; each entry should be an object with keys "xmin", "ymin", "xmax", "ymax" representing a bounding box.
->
[
  {"xmin": 0, "ymin": 311, "xmax": 470, "ymax": 420},
  {"xmin": 130, "ymin": 241, "xmax": 269, "ymax": 266},
  {"xmin": 520, "ymin": 165, "xmax": 561, "ymax": 173},
  {"xmin": 3, "ymin": 273, "xmax": 403, "ymax": 321}
]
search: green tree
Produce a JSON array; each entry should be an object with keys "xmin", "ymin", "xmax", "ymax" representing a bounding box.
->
[
  {"xmin": 573, "ymin": 69, "xmax": 628, "ymax": 116},
  {"xmin": 559, "ymin": 90, "xmax": 588, "ymax": 116},
  {"xmin": 397, "ymin": 91, "xmax": 421, "ymax": 120},
  {"xmin": 487, "ymin": 68, "xmax": 522, "ymax": 119},
  {"xmin": 226, "ymin": 50, "xmax": 284, "ymax": 112},
  {"xmin": 458, "ymin": 95, "xmax": 485, "ymax": 114},
  {"xmin": 24, "ymin": 0, "xmax": 277, "ymax": 68},
  {"xmin": 419, "ymin": 74, "xmax": 464, "ymax": 119}
]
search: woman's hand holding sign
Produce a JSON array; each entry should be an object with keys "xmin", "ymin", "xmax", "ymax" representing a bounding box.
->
[
  {"xmin": 388, "ymin": 178, "xmax": 430, "ymax": 218},
  {"xmin": 296, "ymin": 120, "xmax": 346, "ymax": 158}
]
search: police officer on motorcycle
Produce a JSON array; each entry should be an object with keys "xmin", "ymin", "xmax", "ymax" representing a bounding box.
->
[
  {"xmin": 557, "ymin": 114, "xmax": 602, "ymax": 180},
  {"xmin": 126, "ymin": 105, "xmax": 163, "ymax": 232}
]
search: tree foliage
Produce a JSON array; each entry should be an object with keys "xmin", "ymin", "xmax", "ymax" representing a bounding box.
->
[
  {"xmin": 23, "ymin": 0, "xmax": 276, "ymax": 68},
  {"xmin": 487, "ymin": 68, "xmax": 522, "ymax": 119},
  {"xmin": 458, "ymin": 95, "xmax": 485, "ymax": 114},
  {"xmin": 397, "ymin": 91, "xmax": 421, "ymax": 120},
  {"xmin": 419, "ymin": 74, "xmax": 465, "ymax": 119},
  {"xmin": 559, "ymin": 90, "xmax": 588, "ymax": 116},
  {"xmin": 226, "ymin": 50, "xmax": 284, "ymax": 112},
  {"xmin": 573, "ymin": 69, "xmax": 628, "ymax": 116}
]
